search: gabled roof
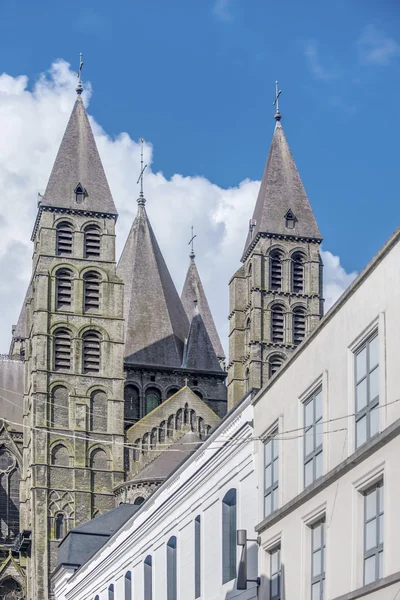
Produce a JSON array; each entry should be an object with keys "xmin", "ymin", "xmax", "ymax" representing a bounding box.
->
[
  {"xmin": 181, "ymin": 258, "xmax": 225, "ymax": 360},
  {"xmin": 117, "ymin": 204, "xmax": 189, "ymax": 366},
  {"xmin": 40, "ymin": 96, "xmax": 117, "ymax": 216},
  {"xmin": 182, "ymin": 312, "xmax": 223, "ymax": 372},
  {"xmin": 242, "ymin": 120, "xmax": 322, "ymax": 260}
]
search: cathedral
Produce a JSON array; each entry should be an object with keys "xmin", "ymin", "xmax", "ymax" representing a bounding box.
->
[{"xmin": 0, "ymin": 77, "xmax": 323, "ymax": 599}]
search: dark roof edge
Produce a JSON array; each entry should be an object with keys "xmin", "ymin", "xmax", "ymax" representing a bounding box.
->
[
  {"xmin": 31, "ymin": 205, "xmax": 118, "ymax": 241},
  {"xmin": 123, "ymin": 361, "xmax": 226, "ymax": 377},
  {"xmin": 241, "ymin": 231, "xmax": 322, "ymax": 262},
  {"xmin": 252, "ymin": 226, "xmax": 400, "ymax": 406}
]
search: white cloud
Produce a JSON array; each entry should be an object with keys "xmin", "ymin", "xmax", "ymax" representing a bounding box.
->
[
  {"xmin": 0, "ymin": 60, "xmax": 356, "ymax": 355},
  {"xmin": 357, "ymin": 25, "xmax": 400, "ymax": 66},
  {"xmin": 304, "ymin": 40, "xmax": 339, "ymax": 82}
]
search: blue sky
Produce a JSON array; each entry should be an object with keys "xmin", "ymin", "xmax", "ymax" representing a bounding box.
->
[{"xmin": 0, "ymin": 0, "xmax": 398, "ymax": 350}]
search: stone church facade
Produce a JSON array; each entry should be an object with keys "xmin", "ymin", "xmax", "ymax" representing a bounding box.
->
[{"xmin": 0, "ymin": 82, "xmax": 322, "ymax": 599}]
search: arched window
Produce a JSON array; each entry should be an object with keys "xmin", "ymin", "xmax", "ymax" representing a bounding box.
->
[
  {"xmin": 89, "ymin": 390, "xmax": 107, "ymax": 432},
  {"xmin": 271, "ymin": 305, "xmax": 285, "ymax": 344},
  {"xmin": 176, "ymin": 409, "xmax": 183, "ymax": 430},
  {"xmin": 166, "ymin": 387, "xmax": 179, "ymax": 399},
  {"xmin": 54, "ymin": 328, "xmax": 71, "ymax": 371},
  {"xmin": 108, "ymin": 584, "xmax": 114, "ymax": 600},
  {"xmin": 269, "ymin": 355, "xmax": 284, "ymax": 378},
  {"xmin": 167, "ymin": 415, "xmax": 174, "ymax": 437},
  {"xmin": 0, "ymin": 578, "xmax": 23, "ymax": 599},
  {"xmin": 270, "ymin": 250, "xmax": 284, "ymax": 291},
  {"xmin": 159, "ymin": 421, "xmax": 166, "ymax": 443},
  {"xmin": 55, "ymin": 513, "xmax": 65, "ymax": 539},
  {"xmin": 194, "ymin": 390, "xmax": 203, "ymax": 400},
  {"xmin": 124, "ymin": 571, "xmax": 132, "ymax": 600},
  {"xmin": 247, "ymin": 263, "xmax": 252, "ymax": 301},
  {"xmin": 144, "ymin": 555, "xmax": 153, "ymax": 600},
  {"xmin": 285, "ymin": 209, "xmax": 296, "ymax": 230},
  {"xmin": 292, "ymin": 252, "xmax": 305, "ymax": 293},
  {"xmin": 56, "ymin": 268, "xmax": 73, "ymax": 309},
  {"xmin": 83, "ymin": 271, "xmax": 100, "ymax": 312},
  {"xmin": 50, "ymin": 385, "xmax": 69, "ymax": 428},
  {"xmin": 56, "ymin": 222, "xmax": 73, "ymax": 256},
  {"xmin": 134, "ymin": 496, "xmax": 145, "ymax": 506},
  {"xmin": 195, "ymin": 516, "xmax": 201, "ymax": 598},
  {"xmin": 75, "ymin": 182, "xmax": 86, "ymax": 204},
  {"xmin": 133, "ymin": 439, "xmax": 140, "ymax": 462},
  {"xmin": 90, "ymin": 448, "xmax": 108, "ymax": 470},
  {"xmin": 83, "ymin": 331, "xmax": 101, "ymax": 373},
  {"xmin": 245, "ymin": 368, "xmax": 250, "ymax": 393},
  {"xmin": 167, "ymin": 536, "xmax": 177, "ymax": 600},
  {"xmin": 94, "ymin": 596, "xmax": 100, "ymax": 600},
  {"xmin": 0, "ymin": 450, "xmax": 20, "ymax": 542},
  {"xmin": 150, "ymin": 429, "xmax": 157, "ymax": 449},
  {"xmin": 190, "ymin": 410, "xmax": 196, "ymax": 432},
  {"xmin": 51, "ymin": 444, "xmax": 69, "ymax": 467},
  {"xmin": 124, "ymin": 385, "xmax": 140, "ymax": 428},
  {"xmin": 198, "ymin": 417, "xmax": 205, "ymax": 439},
  {"xmin": 293, "ymin": 307, "xmax": 307, "ymax": 345},
  {"xmin": 245, "ymin": 318, "xmax": 251, "ymax": 354},
  {"xmin": 84, "ymin": 224, "xmax": 101, "ymax": 258},
  {"xmin": 222, "ymin": 488, "xmax": 237, "ymax": 584},
  {"xmin": 145, "ymin": 388, "xmax": 160, "ymax": 414}
]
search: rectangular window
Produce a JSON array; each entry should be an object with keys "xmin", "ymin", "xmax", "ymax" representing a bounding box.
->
[
  {"xmin": 269, "ymin": 546, "xmax": 281, "ymax": 600},
  {"xmin": 311, "ymin": 519, "xmax": 325, "ymax": 600},
  {"xmin": 304, "ymin": 388, "xmax": 323, "ymax": 487},
  {"xmin": 264, "ymin": 433, "xmax": 279, "ymax": 517},
  {"xmin": 195, "ymin": 516, "xmax": 201, "ymax": 598},
  {"xmin": 364, "ymin": 481, "xmax": 384, "ymax": 585},
  {"xmin": 355, "ymin": 332, "xmax": 379, "ymax": 448}
]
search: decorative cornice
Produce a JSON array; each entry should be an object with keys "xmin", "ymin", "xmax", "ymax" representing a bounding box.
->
[
  {"xmin": 31, "ymin": 205, "xmax": 118, "ymax": 241},
  {"xmin": 242, "ymin": 231, "xmax": 322, "ymax": 263}
]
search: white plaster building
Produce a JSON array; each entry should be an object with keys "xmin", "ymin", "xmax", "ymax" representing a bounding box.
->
[
  {"xmin": 53, "ymin": 390, "xmax": 258, "ymax": 600},
  {"xmin": 254, "ymin": 227, "xmax": 400, "ymax": 600}
]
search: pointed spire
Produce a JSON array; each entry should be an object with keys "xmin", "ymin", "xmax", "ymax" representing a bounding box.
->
[
  {"xmin": 76, "ymin": 52, "xmax": 84, "ymax": 95},
  {"xmin": 181, "ymin": 255, "xmax": 225, "ymax": 360},
  {"xmin": 117, "ymin": 205, "xmax": 189, "ymax": 366},
  {"xmin": 137, "ymin": 138, "xmax": 147, "ymax": 206},
  {"xmin": 182, "ymin": 311, "xmax": 222, "ymax": 372},
  {"xmin": 189, "ymin": 226, "xmax": 196, "ymax": 260},
  {"xmin": 242, "ymin": 85, "xmax": 322, "ymax": 260},
  {"xmin": 40, "ymin": 87, "xmax": 117, "ymax": 216}
]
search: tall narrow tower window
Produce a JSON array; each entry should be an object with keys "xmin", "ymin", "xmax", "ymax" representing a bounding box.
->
[
  {"xmin": 270, "ymin": 250, "xmax": 284, "ymax": 291},
  {"xmin": 145, "ymin": 388, "xmax": 161, "ymax": 414},
  {"xmin": 56, "ymin": 222, "xmax": 73, "ymax": 256},
  {"xmin": 292, "ymin": 252, "xmax": 305, "ymax": 293},
  {"xmin": 83, "ymin": 271, "xmax": 100, "ymax": 312},
  {"xmin": 271, "ymin": 305, "xmax": 285, "ymax": 344},
  {"xmin": 55, "ymin": 513, "xmax": 65, "ymax": 540},
  {"xmin": 56, "ymin": 268, "xmax": 72, "ymax": 309},
  {"xmin": 269, "ymin": 354, "xmax": 284, "ymax": 378},
  {"xmin": 54, "ymin": 328, "xmax": 71, "ymax": 370},
  {"xmin": 83, "ymin": 331, "xmax": 101, "ymax": 373},
  {"xmin": 89, "ymin": 390, "xmax": 107, "ymax": 431},
  {"xmin": 84, "ymin": 225, "xmax": 101, "ymax": 258},
  {"xmin": 50, "ymin": 386, "xmax": 69, "ymax": 427},
  {"xmin": 293, "ymin": 307, "xmax": 306, "ymax": 345}
]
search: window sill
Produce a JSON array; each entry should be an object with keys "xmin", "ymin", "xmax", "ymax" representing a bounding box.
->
[{"xmin": 332, "ymin": 571, "xmax": 400, "ymax": 600}]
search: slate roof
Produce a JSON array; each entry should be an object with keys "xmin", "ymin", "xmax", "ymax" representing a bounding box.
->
[
  {"xmin": 182, "ymin": 312, "xmax": 223, "ymax": 372},
  {"xmin": 117, "ymin": 204, "xmax": 189, "ymax": 366},
  {"xmin": 181, "ymin": 258, "xmax": 225, "ymax": 360},
  {"xmin": 56, "ymin": 503, "xmax": 139, "ymax": 570},
  {"xmin": 40, "ymin": 96, "xmax": 117, "ymax": 216},
  {"xmin": 242, "ymin": 120, "xmax": 322, "ymax": 260},
  {"xmin": 12, "ymin": 284, "xmax": 31, "ymax": 341}
]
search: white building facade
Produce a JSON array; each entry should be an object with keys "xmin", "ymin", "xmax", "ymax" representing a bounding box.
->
[
  {"xmin": 53, "ymin": 393, "xmax": 259, "ymax": 600},
  {"xmin": 254, "ymin": 228, "xmax": 400, "ymax": 600}
]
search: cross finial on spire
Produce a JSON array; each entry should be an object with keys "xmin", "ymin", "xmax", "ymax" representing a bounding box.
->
[
  {"xmin": 137, "ymin": 138, "xmax": 148, "ymax": 206},
  {"xmin": 76, "ymin": 53, "xmax": 84, "ymax": 95},
  {"xmin": 273, "ymin": 80, "xmax": 282, "ymax": 121},
  {"xmin": 189, "ymin": 225, "xmax": 197, "ymax": 259}
]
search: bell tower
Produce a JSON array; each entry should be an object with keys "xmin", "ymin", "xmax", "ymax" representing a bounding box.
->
[
  {"xmin": 21, "ymin": 69, "xmax": 125, "ymax": 599},
  {"xmin": 228, "ymin": 85, "xmax": 323, "ymax": 409}
]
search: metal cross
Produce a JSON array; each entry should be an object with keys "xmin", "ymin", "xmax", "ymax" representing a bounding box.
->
[
  {"xmin": 273, "ymin": 80, "xmax": 282, "ymax": 115},
  {"xmin": 137, "ymin": 138, "xmax": 148, "ymax": 201},
  {"xmin": 184, "ymin": 377, "xmax": 189, "ymax": 386},
  {"xmin": 76, "ymin": 53, "xmax": 84, "ymax": 95},
  {"xmin": 188, "ymin": 225, "xmax": 197, "ymax": 259}
]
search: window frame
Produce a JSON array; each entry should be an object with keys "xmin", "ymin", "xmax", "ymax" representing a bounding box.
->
[
  {"xmin": 303, "ymin": 387, "xmax": 323, "ymax": 488},
  {"xmin": 144, "ymin": 555, "xmax": 153, "ymax": 600},
  {"xmin": 363, "ymin": 480, "xmax": 384, "ymax": 585},
  {"xmin": 269, "ymin": 545, "xmax": 281, "ymax": 600},
  {"xmin": 222, "ymin": 488, "xmax": 237, "ymax": 584},
  {"xmin": 195, "ymin": 515, "xmax": 201, "ymax": 599},
  {"xmin": 355, "ymin": 331, "xmax": 379, "ymax": 449},
  {"xmin": 167, "ymin": 536, "xmax": 177, "ymax": 600},
  {"xmin": 264, "ymin": 431, "xmax": 279, "ymax": 517},
  {"xmin": 311, "ymin": 519, "xmax": 325, "ymax": 600}
]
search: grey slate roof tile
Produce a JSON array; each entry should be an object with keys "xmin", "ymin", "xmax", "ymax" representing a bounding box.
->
[
  {"xmin": 40, "ymin": 96, "xmax": 117, "ymax": 216},
  {"xmin": 242, "ymin": 121, "xmax": 322, "ymax": 259},
  {"xmin": 117, "ymin": 204, "xmax": 189, "ymax": 366},
  {"xmin": 182, "ymin": 312, "xmax": 223, "ymax": 372},
  {"xmin": 181, "ymin": 258, "xmax": 225, "ymax": 359}
]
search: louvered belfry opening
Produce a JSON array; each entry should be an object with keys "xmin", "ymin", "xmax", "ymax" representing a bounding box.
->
[
  {"xmin": 54, "ymin": 328, "xmax": 71, "ymax": 370},
  {"xmin": 270, "ymin": 250, "xmax": 283, "ymax": 291},
  {"xmin": 84, "ymin": 225, "xmax": 101, "ymax": 258},
  {"xmin": 269, "ymin": 354, "xmax": 284, "ymax": 378},
  {"xmin": 56, "ymin": 268, "xmax": 72, "ymax": 309},
  {"xmin": 292, "ymin": 252, "xmax": 305, "ymax": 293},
  {"xmin": 83, "ymin": 331, "xmax": 101, "ymax": 373},
  {"xmin": 83, "ymin": 271, "xmax": 100, "ymax": 312},
  {"xmin": 271, "ymin": 305, "xmax": 285, "ymax": 343},
  {"xmin": 56, "ymin": 222, "xmax": 73, "ymax": 256},
  {"xmin": 293, "ymin": 307, "xmax": 306, "ymax": 345}
]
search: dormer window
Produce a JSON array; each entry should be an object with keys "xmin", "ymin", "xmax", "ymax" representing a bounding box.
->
[
  {"xmin": 285, "ymin": 210, "xmax": 296, "ymax": 230},
  {"xmin": 74, "ymin": 183, "xmax": 87, "ymax": 204}
]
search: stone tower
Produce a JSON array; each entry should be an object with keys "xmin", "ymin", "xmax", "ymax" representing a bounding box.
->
[
  {"xmin": 21, "ymin": 90, "xmax": 125, "ymax": 598},
  {"xmin": 228, "ymin": 108, "xmax": 323, "ymax": 409}
]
